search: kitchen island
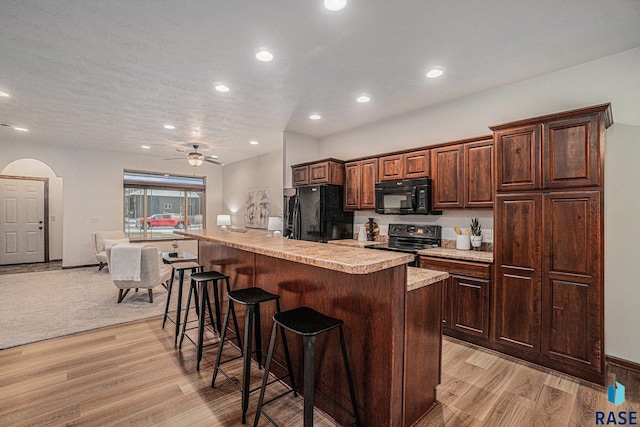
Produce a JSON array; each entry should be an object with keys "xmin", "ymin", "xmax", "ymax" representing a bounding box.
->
[{"xmin": 175, "ymin": 229, "xmax": 448, "ymax": 426}]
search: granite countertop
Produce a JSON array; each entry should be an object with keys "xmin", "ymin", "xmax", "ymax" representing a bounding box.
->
[
  {"xmin": 407, "ymin": 267, "xmax": 449, "ymax": 291},
  {"xmin": 327, "ymin": 239, "xmax": 387, "ymax": 248},
  {"xmin": 175, "ymin": 229, "xmax": 414, "ymax": 275},
  {"xmin": 417, "ymin": 247, "xmax": 494, "ymax": 263}
]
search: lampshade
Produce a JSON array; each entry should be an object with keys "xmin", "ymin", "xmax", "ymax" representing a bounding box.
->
[
  {"xmin": 217, "ymin": 214, "xmax": 231, "ymax": 230},
  {"xmin": 267, "ymin": 217, "xmax": 283, "ymax": 237},
  {"xmin": 188, "ymin": 153, "xmax": 204, "ymax": 166}
]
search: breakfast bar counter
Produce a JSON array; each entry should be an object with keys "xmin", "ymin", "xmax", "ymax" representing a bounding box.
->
[{"xmin": 175, "ymin": 229, "xmax": 447, "ymax": 426}]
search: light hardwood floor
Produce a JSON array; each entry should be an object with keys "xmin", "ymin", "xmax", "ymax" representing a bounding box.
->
[{"xmin": 0, "ymin": 316, "xmax": 638, "ymax": 426}]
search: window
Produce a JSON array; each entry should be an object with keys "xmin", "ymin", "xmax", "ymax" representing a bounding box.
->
[{"xmin": 123, "ymin": 170, "xmax": 206, "ymax": 240}]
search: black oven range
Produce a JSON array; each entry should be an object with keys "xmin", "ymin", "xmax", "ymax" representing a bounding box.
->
[{"xmin": 365, "ymin": 223, "xmax": 441, "ymax": 267}]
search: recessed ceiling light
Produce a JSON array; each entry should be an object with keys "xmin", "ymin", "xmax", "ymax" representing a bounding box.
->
[
  {"xmin": 309, "ymin": 114, "xmax": 322, "ymax": 120},
  {"xmin": 14, "ymin": 127, "xmax": 28, "ymax": 132},
  {"xmin": 250, "ymin": 140, "xmax": 259, "ymax": 145},
  {"xmin": 163, "ymin": 124, "xmax": 175, "ymax": 129},
  {"xmin": 256, "ymin": 49, "xmax": 273, "ymax": 62},
  {"xmin": 0, "ymin": 91, "xmax": 9, "ymax": 97},
  {"xmin": 191, "ymin": 128, "xmax": 201, "ymax": 137},
  {"xmin": 141, "ymin": 145, "xmax": 150, "ymax": 149},
  {"xmin": 426, "ymin": 68, "xmax": 444, "ymax": 79},
  {"xmin": 214, "ymin": 84, "xmax": 230, "ymax": 92},
  {"xmin": 324, "ymin": 0, "xmax": 347, "ymax": 11},
  {"xmin": 356, "ymin": 95, "xmax": 370, "ymax": 103}
]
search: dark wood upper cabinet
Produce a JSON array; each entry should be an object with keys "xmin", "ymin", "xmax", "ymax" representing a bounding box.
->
[
  {"xmin": 464, "ymin": 139, "xmax": 493, "ymax": 208},
  {"xmin": 492, "ymin": 103, "xmax": 612, "ymax": 193},
  {"xmin": 291, "ymin": 159, "xmax": 345, "ymax": 187},
  {"xmin": 543, "ymin": 114, "xmax": 600, "ymax": 189},
  {"xmin": 403, "ymin": 150, "xmax": 430, "ymax": 179},
  {"xmin": 431, "ymin": 144, "xmax": 464, "ymax": 209},
  {"xmin": 494, "ymin": 124, "xmax": 541, "ymax": 192},
  {"xmin": 378, "ymin": 154, "xmax": 404, "ymax": 181},
  {"xmin": 292, "ymin": 165, "xmax": 309, "ymax": 187},
  {"xmin": 344, "ymin": 158, "xmax": 377, "ymax": 210}
]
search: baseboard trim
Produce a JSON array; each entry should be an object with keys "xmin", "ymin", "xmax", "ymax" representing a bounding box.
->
[
  {"xmin": 62, "ymin": 264, "xmax": 100, "ymax": 270},
  {"xmin": 607, "ymin": 355, "xmax": 640, "ymax": 373}
]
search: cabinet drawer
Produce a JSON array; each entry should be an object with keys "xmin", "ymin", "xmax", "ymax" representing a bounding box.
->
[{"xmin": 419, "ymin": 256, "xmax": 490, "ymax": 279}]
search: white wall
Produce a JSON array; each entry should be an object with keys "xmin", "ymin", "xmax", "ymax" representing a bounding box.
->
[
  {"xmin": 604, "ymin": 123, "xmax": 640, "ymax": 364},
  {"xmin": 283, "ymin": 131, "xmax": 320, "ymax": 188},
  {"xmin": 0, "ymin": 140, "xmax": 223, "ymax": 267},
  {"xmin": 282, "ymin": 48, "xmax": 640, "ymax": 364},
  {"xmin": 221, "ymin": 150, "xmax": 284, "ymax": 228}
]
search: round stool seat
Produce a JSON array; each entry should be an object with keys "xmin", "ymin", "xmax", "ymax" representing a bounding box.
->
[
  {"xmin": 190, "ymin": 270, "xmax": 229, "ymax": 282},
  {"xmin": 172, "ymin": 261, "xmax": 202, "ymax": 271},
  {"xmin": 274, "ymin": 307, "xmax": 342, "ymax": 336},
  {"xmin": 228, "ymin": 287, "xmax": 279, "ymax": 305}
]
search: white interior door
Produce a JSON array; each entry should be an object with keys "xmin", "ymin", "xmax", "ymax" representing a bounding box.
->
[{"xmin": 0, "ymin": 178, "xmax": 45, "ymax": 265}]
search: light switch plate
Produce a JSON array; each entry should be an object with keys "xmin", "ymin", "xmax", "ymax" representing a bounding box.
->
[
  {"xmin": 482, "ymin": 228, "xmax": 493, "ymax": 240},
  {"xmin": 90, "ymin": 217, "xmax": 99, "ymax": 223}
]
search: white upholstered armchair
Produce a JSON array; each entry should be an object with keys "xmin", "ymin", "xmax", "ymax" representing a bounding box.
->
[
  {"xmin": 106, "ymin": 245, "xmax": 172, "ymax": 303},
  {"xmin": 92, "ymin": 230, "xmax": 128, "ymax": 271}
]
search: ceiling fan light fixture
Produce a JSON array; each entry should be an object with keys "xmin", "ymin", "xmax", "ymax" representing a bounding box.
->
[{"xmin": 188, "ymin": 152, "xmax": 204, "ymax": 166}]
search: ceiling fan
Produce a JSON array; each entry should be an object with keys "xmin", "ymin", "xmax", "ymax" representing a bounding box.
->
[{"xmin": 165, "ymin": 144, "xmax": 225, "ymax": 167}]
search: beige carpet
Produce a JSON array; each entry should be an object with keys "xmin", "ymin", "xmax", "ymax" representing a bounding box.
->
[{"xmin": 0, "ymin": 267, "xmax": 182, "ymax": 349}]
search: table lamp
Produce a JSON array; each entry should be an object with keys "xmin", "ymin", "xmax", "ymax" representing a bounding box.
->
[
  {"xmin": 267, "ymin": 216, "xmax": 283, "ymax": 237},
  {"xmin": 217, "ymin": 214, "xmax": 231, "ymax": 231}
]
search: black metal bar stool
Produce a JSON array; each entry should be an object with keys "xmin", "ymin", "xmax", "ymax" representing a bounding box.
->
[
  {"xmin": 162, "ymin": 261, "xmax": 203, "ymax": 345},
  {"xmin": 212, "ymin": 287, "xmax": 297, "ymax": 424},
  {"xmin": 253, "ymin": 306, "xmax": 361, "ymax": 427},
  {"xmin": 179, "ymin": 270, "xmax": 242, "ymax": 370}
]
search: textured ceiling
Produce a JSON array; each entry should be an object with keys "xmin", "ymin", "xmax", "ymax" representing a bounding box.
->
[{"xmin": 1, "ymin": 0, "xmax": 639, "ymax": 165}]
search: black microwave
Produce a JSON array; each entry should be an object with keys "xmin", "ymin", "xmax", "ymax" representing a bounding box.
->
[{"xmin": 375, "ymin": 178, "xmax": 441, "ymax": 215}]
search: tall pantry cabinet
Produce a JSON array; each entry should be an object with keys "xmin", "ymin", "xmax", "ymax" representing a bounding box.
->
[{"xmin": 491, "ymin": 103, "xmax": 612, "ymax": 384}]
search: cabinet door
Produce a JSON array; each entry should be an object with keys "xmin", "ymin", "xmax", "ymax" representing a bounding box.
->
[
  {"xmin": 541, "ymin": 191, "xmax": 603, "ymax": 375},
  {"xmin": 292, "ymin": 165, "xmax": 309, "ymax": 187},
  {"xmin": 495, "ymin": 125, "xmax": 541, "ymax": 192},
  {"xmin": 543, "ymin": 114, "xmax": 600, "ymax": 189},
  {"xmin": 451, "ymin": 275, "xmax": 490, "ymax": 339},
  {"xmin": 360, "ymin": 159, "xmax": 377, "ymax": 209},
  {"xmin": 494, "ymin": 193, "xmax": 542, "ymax": 352},
  {"xmin": 431, "ymin": 144, "xmax": 464, "ymax": 209},
  {"xmin": 378, "ymin": 154, "xmax": 404, "ymax": 181},
  {"xmin": 404, "ymin": 150, "xmax": 430, "ymax": 179},
  {"xmin": 344, "ymin": 162, "xmax": 360, "ymax": 210},
  {"xmin": 464, "ymin": 139, "xmax": 493, "ymax": 208},
  {"xmin": 309, "ymin": 161, "xmax": 330, "ymax": 184}
]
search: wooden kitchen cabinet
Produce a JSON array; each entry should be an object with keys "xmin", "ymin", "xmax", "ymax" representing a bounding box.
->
[
  {"xmin": 344, "ymin": 158, "xmax": 377, "ymax": 210},
  {"xmin": 541, "ymin": 190, "xmax": 603, "ymax": 376},
  {"xmin": 419, "ymin": 256, "xmax": 491, "ymax": 341},
  {"xmin": 492, "ymin": 104, "xmax": 612, "ymax": 192},
  {"xmin": 291, "ymin": 159, "xmax": 345, "ymax": 187},
  {"xmin": 464, "ymin": 139, "xmax": 494, "ymax": 208},
  {"xmin": 378, "ymin": 154, "xmax": 404, "ymax": 181},
  {"xmin": 378, "ymin": 150, "xmax": 430, "ymax": 181},
  {"xmin": 292, "ymin": 165, "xmax": 309, "ymax": 186},
  {"xmin": 494, "ymin": 193, "xmax": 542, "ymax": 353},
  {"xmin": 430, "ymin": 144, "xmax": 464, "ymax": 209}
]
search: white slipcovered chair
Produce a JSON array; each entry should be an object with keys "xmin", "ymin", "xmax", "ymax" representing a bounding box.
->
[
  {"xmin": 106, "ymin": 245, "xmax": 172, "ymax": 303},
  {"xmin": 92, "ymin": 230, "xmax": 128, "ymax": 271}
]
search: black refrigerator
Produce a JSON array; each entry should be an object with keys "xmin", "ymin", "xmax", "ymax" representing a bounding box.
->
[{"xmin": 283, "ymin": 185, "xmax": 353, "ymax": 242}]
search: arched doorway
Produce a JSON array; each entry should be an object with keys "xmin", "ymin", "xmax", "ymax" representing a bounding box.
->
[{"xmin": 1, "ymin": 159, "xmax": 63, "ymax": 265}]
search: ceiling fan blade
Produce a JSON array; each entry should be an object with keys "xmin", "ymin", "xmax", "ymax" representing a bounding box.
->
[
  {"xmin": 164, "ymin": 157, "xmax": 184, "ymax": 160},
  {"xmin": 205, "ymin": 158, "xmax": 225, "ymax": 166}
]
